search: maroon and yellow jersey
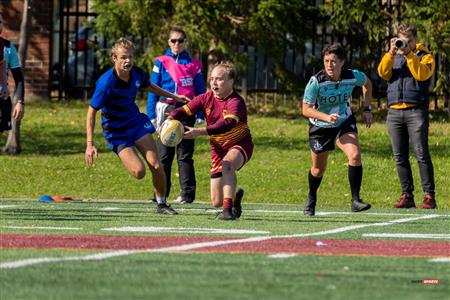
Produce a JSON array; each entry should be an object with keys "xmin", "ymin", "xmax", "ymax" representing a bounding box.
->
[{"xmin": 182, "ymin": 91, "xmax": 252, "ymax": 150}]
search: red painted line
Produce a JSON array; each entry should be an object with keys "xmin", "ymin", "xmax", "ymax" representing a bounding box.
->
[{"xmin": 1, "ymin": 234, "xmax": 449, "ymax": 257}]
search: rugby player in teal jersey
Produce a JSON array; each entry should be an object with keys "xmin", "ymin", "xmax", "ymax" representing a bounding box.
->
[
  {"xmin": 85, "ymin": 38, "xmax": 189, "ymax": 215},
  {"xmin": 302, "ymin": 43, "xmax": 373, "ymax": 216}
]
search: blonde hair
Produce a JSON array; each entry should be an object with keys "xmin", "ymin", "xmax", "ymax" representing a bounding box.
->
[
  {"xmin": 111, "ymin": 37, "xmax": 135, "ymax": 58},
  {"xmin": 212, "ymin": 62, "xmax": 237, "ymax": 81}
]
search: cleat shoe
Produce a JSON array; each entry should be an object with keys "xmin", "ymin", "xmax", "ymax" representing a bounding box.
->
[
  {"xmin": 303, "ymin": 197, "xmax": 316, "ymax": 216},
  {"xmin": 156, "ymin": 203, "xmax": 178, "ymax": 215},
  {"xmin": 232, "ymin": 188, "xmax": 244, "ymax": 219},
  {"xmin": 421, "ymin": 194, "xmax": 437, "ymax": 209},
  {"xmin": 173, "ymin": 196, "xmax": 194, "ymax": 204},
  {"xmin": 394, "ymin": 194, "xmax": 416, "ymax": 208},
  {"xmin": 351, "ymin": 199, "xmax": 371, "ymax": 212},
  {"xmin": 217, "ymin": 209, "xmax": 235, "ymax": 221}
]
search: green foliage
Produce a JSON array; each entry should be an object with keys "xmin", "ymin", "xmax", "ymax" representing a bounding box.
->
[{"xmin": 402, "ymin": 0, "xmax": 450, "ymax": 96}]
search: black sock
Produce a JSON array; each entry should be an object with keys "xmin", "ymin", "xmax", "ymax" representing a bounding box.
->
[
  {"xmin": 308, "ymin": 170, "xmax": 323, "ymax": 201},
  {"xmin": 348, "ymin": 165, "xmax": 362, "ymax": 201}
]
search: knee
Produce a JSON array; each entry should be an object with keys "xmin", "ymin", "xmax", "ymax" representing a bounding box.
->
[
  {"xmin": 222, "ymin": 160, "xmax": 235, "ymax": 174},
  {"xmin": 131, "ymin": 167, "xmax": 146, "ymax": 180},
  {"xmin": 348, "ymin": 151, "xmax": 361, "ymax": 166},
  {"xmin": 311, "ymin": 167, "xmax": 325, "ymax": 177}
]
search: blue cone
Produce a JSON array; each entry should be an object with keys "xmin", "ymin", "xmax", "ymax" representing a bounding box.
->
[{"xmin": 38, "ymin": 195, "xmax": 54, "ymax": 202}]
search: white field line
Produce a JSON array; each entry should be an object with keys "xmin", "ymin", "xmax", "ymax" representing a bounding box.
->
[
  {"xmin": 3, "ymin": 226, "xmax": 81, "ymax": 231},
  {"xmin": 428, "ymin": 257, "xmax": 450, "ymax": 263},
  {"xmin": 0, "ymin": 205, "xmax": 20, "ymax": 208},
  {"xmin": 268, "ymin": 253, "xmax": 298, "ymax": 259},
  {"xmin": 1, "ymin": 214, "xmax": 442, "ymax": 269},
  {"xmin": 102, "ymin": 226, "xmax": 270, "ymax": 235},
  {"xmin": 363, "ymin": 233, "xmax": 450, "ymax": 239}
]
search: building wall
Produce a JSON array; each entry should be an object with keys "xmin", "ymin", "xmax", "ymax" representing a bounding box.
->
[{"xmin": 1, "ymin": 0, "xmax": 52, "ymax": 100}]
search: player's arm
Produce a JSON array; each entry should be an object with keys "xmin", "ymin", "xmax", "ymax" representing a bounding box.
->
[
  {"xmin": 85, "ymin": 106, "xmax": 98, "ymax": 166},
  {"xmin": 302, "ymin": 102, "xmax": 340, "ymax": 124},
  {"xmin": 361, "ymin": 76, "xmax": 373, "ymax": 128},
  {"xmin": 145, "ymin": 83, "xmax": 190, "ymax": 103},
  {"xmin": 10, "ymin": 67, "xmax": 25, "ymax": 121}
]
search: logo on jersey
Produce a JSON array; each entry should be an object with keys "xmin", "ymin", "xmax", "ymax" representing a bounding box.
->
[
  {"xmin": 144, "ymin": 122, "xmax": 153, "ymax": 129},
  {"xmin": 350, "ymin": 124, "xmax": 356, "ymax": 130},
  {"xmin": 205, "ymin": 108, "xmax": 211, "ymax": 116},
  {"xmin": 135, "ymin": 81, "xmax": 141, "ymax": 87},
  {"xmin": 313, "ymin": 140, "xmax": 323, "ymax": 152},
  {"xmin": 179, "ymin": 76, "xmax": 193, "ymax": 87}
]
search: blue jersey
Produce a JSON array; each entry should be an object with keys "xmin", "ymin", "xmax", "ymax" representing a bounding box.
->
[
  {"xmin": 90, "ymin": 67, "xmax": 151, "ymax": 140},
  {"xmin": 303, "ymin": 69, "xmax": 367, "ymax": 128},
  {"xmin": 1, "ymin": 38, "xmax": 21, "ymax": 70}
]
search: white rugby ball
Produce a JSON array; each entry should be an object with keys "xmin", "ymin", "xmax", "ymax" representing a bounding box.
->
[{"xmin": 159, "ymin": 119, "xmax": 184, "ymax": 147}]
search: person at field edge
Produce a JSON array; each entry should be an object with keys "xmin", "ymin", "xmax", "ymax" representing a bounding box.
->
[
  {"xmin": 0, "ymin": 14, "xmax": 25, "ymax": 138},
  {"xmin": 85, "ymin": 37, "xmax": 190, "ymax": 215},
  {"xmin": 147, "ymin": 26, "xmax": 206, "ymax": 204},
  {"xmin": 169, "ymin": 62, "xmax": 253, "ymax": 220},
  {"xmin": 302, "ymin": 43, "xmax": 373, "ymax": 216},
  {"xmin": 377, "ymin": 24, "xmax": 436, "ymax": 209}
]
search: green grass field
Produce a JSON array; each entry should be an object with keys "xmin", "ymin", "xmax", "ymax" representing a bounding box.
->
[
  {"xmin": 0, "ymin": 200, "xmax": 449, "ymax": 300},
  {"xmin": 0, "ymin": 100, "xmax": 449, "ymax": 300}
]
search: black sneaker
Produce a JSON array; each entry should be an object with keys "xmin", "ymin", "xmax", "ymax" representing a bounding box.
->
[
  {"xmin": 303, "ymin": 197, "xmax": 316, "ymax": 216},
  {"xmin": 156, "ymin": 203, "xmax": 178, "ymax": 215},
  {"xmin": 232, "ymin": 188, "xmax": 244, "ymax": 219},
  {"xmin": 351, "ymin": 199, "xmax": 371, "ymax": 212},
  {"xmin": 217, "ymin": 208, "xmax": 235, "ymax": 221}
]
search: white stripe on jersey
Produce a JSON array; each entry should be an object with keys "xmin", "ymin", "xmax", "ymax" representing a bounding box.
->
[{"xmin": 152, "ymin": 65, "xmax": 160, "ymax": 73}]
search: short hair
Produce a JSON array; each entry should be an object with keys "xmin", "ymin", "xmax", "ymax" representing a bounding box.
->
[
  {"xmin": 212, "ymin": 62, "xmax": 237, "ymax": 81},
  {"xmin": 322, "ymin": 43, "xmax": 346, "ymax": 61},
  {"xmin": 398, "ymin": 24, "xmax": 418, "ymax": 38},
  {"xmin": 111, "ymin": 37, "xmax": 135, "ymax": 57},
  {"xmin": 168, "ymin": 26, "xmax": 186, "ymax": 40}
]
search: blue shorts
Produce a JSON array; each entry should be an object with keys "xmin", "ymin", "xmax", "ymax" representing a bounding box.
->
[{"xmin": 105, "ymin": 114, "xmax": 156, "ymax": 154}]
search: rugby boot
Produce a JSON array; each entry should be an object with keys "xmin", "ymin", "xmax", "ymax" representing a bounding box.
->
[
  {"xmin": 394, "ymin": 194, "xmax": 416, "ymax": 208},
  {"xmin": 232, "ymin": 188, "xmax": 244, "ymax": 219},
  {"xmin": 421, "ymin": 194, "xmax": 437, "ymax": 209},
  {"xmin": 217, "ymin": 208, "xmax": 235, "ymax": 221},
  {"xmin": 351, "ymin": 199, "xmax": 371, "ymax": 212},
  {"xmin": 156, "ymin": 203, "xmax": 178, "ymax": 215},
  {"xmin": 303, "ymin": 197, "xmax": 316, "ymax": 216}
]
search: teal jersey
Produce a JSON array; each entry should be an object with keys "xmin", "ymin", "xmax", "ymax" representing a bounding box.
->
[{"xmin": 303, "ymin": 69, "xmax": 367, "ymax": 128}]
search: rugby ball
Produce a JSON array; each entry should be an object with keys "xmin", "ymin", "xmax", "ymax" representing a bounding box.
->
[{"xmin": 159, "ymin": 119, "xmax": 184, "ymax": 147}]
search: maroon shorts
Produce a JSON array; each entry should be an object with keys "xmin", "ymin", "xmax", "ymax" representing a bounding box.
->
[{"xmin": 210, "ymin": 140, "xmax": 254, "ymax": 178}]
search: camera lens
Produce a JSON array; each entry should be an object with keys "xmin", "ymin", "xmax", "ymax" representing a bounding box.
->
[{"xmin": 395, "ymin": 39, "xmax": 406, "ymax": 48}]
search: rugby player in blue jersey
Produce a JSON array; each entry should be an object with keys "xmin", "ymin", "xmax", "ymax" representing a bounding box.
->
[
  {"xmin": 302, "ymin": 43, "xmax": 373, "ymax": 216},
  {"xmin": 85, "ymin": 38, "xmax": 189, "ymax": 215}
]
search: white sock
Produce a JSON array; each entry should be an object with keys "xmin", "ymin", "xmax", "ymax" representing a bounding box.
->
[{"xmin": 155, "ymin": 195, "xmax": 167, "ymax": 205}]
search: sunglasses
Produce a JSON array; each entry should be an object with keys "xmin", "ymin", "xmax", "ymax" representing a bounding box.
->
[{"xmin": 170, "ymin": 38, "xmax": 185, "ymax": 44}]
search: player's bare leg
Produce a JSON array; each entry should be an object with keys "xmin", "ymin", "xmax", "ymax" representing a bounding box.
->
[
  {"xmin": 337, "ymin": 132, "xmax": 371, "ymax": 212},
  {"xmin": 135, "ymin": 133, "xmax": 177, "ymax": 215}
]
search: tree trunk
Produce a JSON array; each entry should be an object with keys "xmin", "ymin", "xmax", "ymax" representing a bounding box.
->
[{"xmin": 3, "ymin": 0, "xmax": 32, "ymax": 155}]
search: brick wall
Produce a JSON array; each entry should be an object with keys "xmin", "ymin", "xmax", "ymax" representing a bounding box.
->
[{"xmin": 2, "ymin": 0, "xmax": 52, "ymax": 100}]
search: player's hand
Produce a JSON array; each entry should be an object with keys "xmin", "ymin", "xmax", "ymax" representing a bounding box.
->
[
  {"xmin": 85, "ymin": 143, "xmax": 98, "ymax": 166},
  {"xmin": 183, "ymin": 126, "xmax": 198, "ymax": 139},
  {"xmin": 327, "ymin": 113, "xmax": 340, "ymax": 124},
  {"xmin": 176, "ymin": 95, "xmax": 191, "ymax": 103},
  {"xmin": 363, "ymin": 111, "xmax": 373, "ymax": 128},
  {"xmin": 12, "ymin": 102, "xmax": 24, "ymax": 121}
]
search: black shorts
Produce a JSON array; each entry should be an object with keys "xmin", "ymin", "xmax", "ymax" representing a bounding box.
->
[
  {"xmin": 0, "ymin": 96, "xmax": 12, "ymax": 132},
  {"xmin": 308, "ymin": 114, "xmax": 358, "ymax": 153}
]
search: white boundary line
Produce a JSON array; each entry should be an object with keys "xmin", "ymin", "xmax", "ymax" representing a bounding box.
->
[
  {"xmin": 363, "ymin": 233, "xmax": 450, "ymax": 239},
  {"xmin": 1, "ymin": 214, "xmax": 444, "ymax": 269},
  {"xmin": 3, "ymin": 226, "xmax": 81, "ymax": 231}
]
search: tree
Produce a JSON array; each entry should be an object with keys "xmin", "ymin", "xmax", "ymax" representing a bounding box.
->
[{"xmin": 3, "ymin": 0, "xmax": 33, "ymax": 155}]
